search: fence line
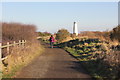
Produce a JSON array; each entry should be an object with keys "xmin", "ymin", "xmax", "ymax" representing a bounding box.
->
[{"xmin": 0, "ymin": 40, "xmax": 26, "ymax": 61}]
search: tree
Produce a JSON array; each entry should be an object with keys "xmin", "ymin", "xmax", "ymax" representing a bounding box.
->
[{"xmin": 56, "ymin": 29, "xmax": 70, "ymax": 43}]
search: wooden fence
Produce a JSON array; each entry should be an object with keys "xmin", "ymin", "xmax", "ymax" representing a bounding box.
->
[{"xmin": 0, "ymin": 40, "xmax": 26, "ymax": 61}]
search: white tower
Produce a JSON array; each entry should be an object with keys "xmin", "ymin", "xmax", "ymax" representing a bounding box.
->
[{"xmin": 73, "ymin": 22, "xmax": 78, "ymax": 36}]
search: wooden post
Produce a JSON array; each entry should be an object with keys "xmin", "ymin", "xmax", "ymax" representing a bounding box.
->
[
  {"xmin": 7, "ymin": 42, "xmax": 10, "ymax": 54},
  {"xmin": 24, "ymin": 40, "xmax": 26, "ymax": 46},
  {"xmin": 22, "ymin": 40, "xmax": 24, "ymax": 47},
  {"xmin": 13, "ymin": 41, "xmax": 16, "ymax": 47},
  {"xmin": 19, "ymin": 40, "xmax": 21, "ymax": 46},
  {"xmin": 25, "ymin": 40, "xmax": 26, "ymax": 43}
]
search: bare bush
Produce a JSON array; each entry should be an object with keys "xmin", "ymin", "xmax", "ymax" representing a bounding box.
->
[
  {"xmin": 2, "ymin": 22, "xmax": 37, "ymax": 43},
  {"xmin": 1, "ymin": 22, "xmax": 43, "ymax": 77}
]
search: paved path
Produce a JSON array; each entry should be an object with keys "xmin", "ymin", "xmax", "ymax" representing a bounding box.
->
[{"xmin": 15, "ymin": 42, "xmax": 91, "ymax": 79}]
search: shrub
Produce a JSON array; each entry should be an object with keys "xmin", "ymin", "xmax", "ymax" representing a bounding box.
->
[
  {"xmin": 2, "ymin": 22, "xmax": 37, "ymax": 43},
  {"xmin": 2, "ymin": 22, "xmax": 40, "ymax": 57},
  {"xmin": 1, "ymin": 22, "xmax": 44, "ymax": 78},
  {"xmin": 55, "ymin": 29, "xmax": 70, "ymax": 43},
  {"xmin": 38, "ymin": 32, "xmax": 51, "ymax": 37},
  {"xmin": 71, "ymin": 33, "xmax": 77, "ymax": 39},
  {"xmin": 100, "ymin": 44, "xmax": 109, "ymax": 52},
  {"xmin": 110, "ymin": 25, "xmax": 120, "ymax": 42}
]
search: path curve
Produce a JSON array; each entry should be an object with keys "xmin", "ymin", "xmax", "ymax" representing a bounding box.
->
[{"xmin": 14, "ymin": 42, "xmax": 91, "ymax": 79}]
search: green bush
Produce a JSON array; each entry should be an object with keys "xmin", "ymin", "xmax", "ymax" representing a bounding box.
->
[
  {"xmin": 56, "ymin": 29, "xmax": 70, "ymax": 43},
  {"xmin": 38, "ymin": 32, "xmax": 51, "ymax": 37},
  {"xmin": 77, "ymin": 50, "xmax": 84, "ymax": 54}
]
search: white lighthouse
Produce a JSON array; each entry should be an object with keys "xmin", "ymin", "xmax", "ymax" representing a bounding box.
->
[{"xmin": 73, "ymin": 22, "xmax": 78, "ymax": 36}]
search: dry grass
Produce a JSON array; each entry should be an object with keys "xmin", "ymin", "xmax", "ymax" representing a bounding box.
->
[
  {"xmin": 58, "ymin": 38, "xmax": 120, "ymax": 79},
  {"xmin": 79, "ymin": 31, "xmax": 111, "ymax": 41},
  {"xmin": 2, "ymin": 40, "xmax": 44, "ymax": 78},
  {"xmin": 1, "ymin": 22, "xmax": 44, "ymax": 78}
]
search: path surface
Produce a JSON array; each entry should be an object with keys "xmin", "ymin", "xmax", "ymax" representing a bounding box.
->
[{"xmin": 15, "ymin": 42, "xmax": 91, "ymax": 78}]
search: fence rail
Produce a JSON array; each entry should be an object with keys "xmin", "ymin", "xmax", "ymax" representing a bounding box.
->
[{"xmin": 0, "ymin": 40, "xmax": 26, "ymax": 61}]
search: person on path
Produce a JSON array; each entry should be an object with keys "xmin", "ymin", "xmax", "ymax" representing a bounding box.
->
[{"xmin": 49, "ymin": 35, "xmax": 55, "ymax": 48}]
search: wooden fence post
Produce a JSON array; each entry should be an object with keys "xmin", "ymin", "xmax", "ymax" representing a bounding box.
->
[
  {"xmin": 13, "ymin": 41, "xmax": 16, "ymax": 47},
  {"xmin": 7, "ymin": 42, "xmax": 10, "ymax": 54},
  {"xmin": 19, "ymin": 40, "xmax": 21, "ymax": 46},
  {"xmin": 24, "ymin": 40, "xmax": 26, "ymax": 43},
  {"xmin": 22, "ymin": 40, "xmax": 24, "ymax": 47},
  {"xmin": 0, "ymin": 40, "xmax": 26, "ymax": 60}
]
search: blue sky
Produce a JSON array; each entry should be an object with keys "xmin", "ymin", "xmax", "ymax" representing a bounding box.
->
[{"xmin": 2, "ymin": 2, "xmax": 118, "ymax": 33}]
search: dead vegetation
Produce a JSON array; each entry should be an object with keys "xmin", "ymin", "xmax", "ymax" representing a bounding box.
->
[{"xmin": 1, "ymin": 22, "xmax": 44, "ymax": 78}]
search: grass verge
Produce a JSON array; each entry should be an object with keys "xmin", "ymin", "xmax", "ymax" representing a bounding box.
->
[
  {"xmin": 2, "ymin": 42, "xmax": 44, "ymax": 78},
  {"xmin": 58, "ymin": 38, "xmax": 119, "ymax": 80}
]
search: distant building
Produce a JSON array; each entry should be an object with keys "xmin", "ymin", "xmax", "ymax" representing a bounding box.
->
[{"xmin": 73, "ymin": 22, "xmax": 78, "ymax": 36}]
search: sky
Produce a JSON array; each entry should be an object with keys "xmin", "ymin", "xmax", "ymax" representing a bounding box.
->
[{"xmin": 1, "ymin": 2, "xmax": 118, "ymax": 33}]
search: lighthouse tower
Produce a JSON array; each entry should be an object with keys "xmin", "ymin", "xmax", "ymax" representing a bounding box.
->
[{"xmin": 73, "ymin": 22, "xmax": 78, "ymax": 36}]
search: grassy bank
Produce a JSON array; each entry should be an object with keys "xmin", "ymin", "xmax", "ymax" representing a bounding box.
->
[
  {"xmin": 57, "ymin": 38, "xmax": 119, "ymax": 79},
  {"xmin": 2, "ymin": 22, "xmax": 45, "ymax": 78},
  {"xmin": 2, "ymin": 41, "xmax": 44, "ymax": 78}
]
